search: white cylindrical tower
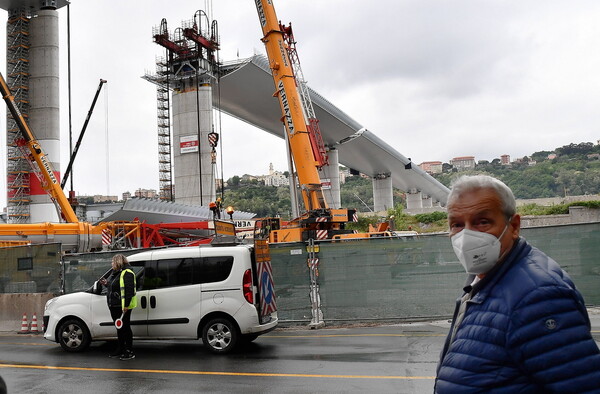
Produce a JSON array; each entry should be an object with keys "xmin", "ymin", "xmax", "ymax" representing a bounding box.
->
[
  {"xmin": 173, "ymin": 83, "xmax": 216, "ymax": 206},
  {"xmin": 28, "ymin": 7, "xmax": 60, "ymax": 222}
]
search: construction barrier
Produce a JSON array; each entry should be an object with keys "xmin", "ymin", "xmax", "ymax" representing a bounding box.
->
[
  {"xmin": 18, "ymin": 313, "xmax": 28, "ymax": 334},
  {"xmin": 30, "ymin": 313, "xmax": 40, "ymax": 334}
]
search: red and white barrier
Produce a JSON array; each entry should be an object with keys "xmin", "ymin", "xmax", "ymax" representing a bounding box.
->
[
  {"xmin": 30, "ymin": 313, "xmax": 40, "ymax": 334},
  {"xmin": 18, "ymin": 313, "xmax": 29, "ymax": 334}
]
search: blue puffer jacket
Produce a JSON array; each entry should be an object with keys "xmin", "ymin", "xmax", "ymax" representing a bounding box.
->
[{"xmin": 435, "ymin": 237, "xmax": 600, "ymax": 393}]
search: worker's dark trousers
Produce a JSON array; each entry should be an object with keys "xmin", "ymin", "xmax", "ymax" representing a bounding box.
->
[{"xmin": 109, "ymin": 307, "xmax": 133, "ymax": 353}]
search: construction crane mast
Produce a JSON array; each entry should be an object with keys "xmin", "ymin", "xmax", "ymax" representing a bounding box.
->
[
  {"xmin": 254, "ymin": 0, "xmax": 356, "ymax": 242},
  {"xmin": 255, "ymin": 0, "xmax": 326, "ymax": 211},
  {"xmin": 0, "ymin": 71, "xmax": 78, "ymax": 223}
]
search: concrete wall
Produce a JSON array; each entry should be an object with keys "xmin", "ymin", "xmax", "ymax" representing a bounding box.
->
[
  {"xmin": 0, "ymin": 293, "xmax": 54, "ymax": 332},
  {"xmin": 516, "ymin": 195, "xmax": 600, "ymax": 207},
  {"xmin": 521, "ymin": 206, "xmax": 600, "ymax": 227}
]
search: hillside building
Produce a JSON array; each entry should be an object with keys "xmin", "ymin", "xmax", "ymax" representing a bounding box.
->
[
  {"xmin": 450, "ymin": 156, "xmax": 476, "ymax": 171},
  {"xmin": 419, "ymin": 161, "xmax": 443, "ymax": 174}
]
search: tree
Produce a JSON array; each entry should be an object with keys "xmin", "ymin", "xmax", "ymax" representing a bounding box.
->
[{"xmin": 229, "ymin": 176, "xmax": 240, "ymax": 188}]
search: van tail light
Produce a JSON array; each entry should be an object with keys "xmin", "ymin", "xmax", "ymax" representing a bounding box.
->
[{"xmin": 242, "ymin": 269, "xmax": 253, "ymax": 304}]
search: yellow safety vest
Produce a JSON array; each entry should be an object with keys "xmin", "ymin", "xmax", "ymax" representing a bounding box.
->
[{"xmin": 119, "ymin": 268, "xmax": 137, "ymax": 309}]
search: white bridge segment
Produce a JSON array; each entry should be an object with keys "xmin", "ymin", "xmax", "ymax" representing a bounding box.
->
[{"xmin": 217, "ymin": 55, "xmax": 450, "ymax": 206}]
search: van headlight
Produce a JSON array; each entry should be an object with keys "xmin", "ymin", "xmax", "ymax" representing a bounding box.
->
[{"xmin": 44, "ymin": 298, "xmax": 57, "ymax": 313}]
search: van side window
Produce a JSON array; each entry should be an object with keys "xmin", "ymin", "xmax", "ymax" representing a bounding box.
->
[
  {"xmin": 141, "ymin": 256, "xmax": 234, "ymax": 289},
  {"xmin": 155, "ymin": 258, "xmax": 194, "ymax": 288},
  {"xmin": 201, "ymin": 256, "xmax": 234, "ymax": 283},
  {"xmin": 142, "ymin": 261, "xmax": 160, "ymax": 290}
]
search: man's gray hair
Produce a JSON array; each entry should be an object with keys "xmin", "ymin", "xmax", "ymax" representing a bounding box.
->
[{"xmin": 447, "ymin": 175, "xmax": 516, "ymax": 219}]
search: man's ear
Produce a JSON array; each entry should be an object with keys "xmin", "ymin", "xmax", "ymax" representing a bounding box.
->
[{"xmin": 510, "ymin": 214, "xmax": 521, "ymax": 239}]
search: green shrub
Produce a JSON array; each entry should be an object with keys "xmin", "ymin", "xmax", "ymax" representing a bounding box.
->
[{"xmin": 414, "ymin": 211, "xmax": 447, "ymax": 223}]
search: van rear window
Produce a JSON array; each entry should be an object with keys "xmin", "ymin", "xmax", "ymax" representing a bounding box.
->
[
  {"xmin": 141, "ymin": 256, "xmax": 234, "ymax": 289},
  {"xmin": 202, "ymin": 256, "xmax": 234, "ymax": 283}
]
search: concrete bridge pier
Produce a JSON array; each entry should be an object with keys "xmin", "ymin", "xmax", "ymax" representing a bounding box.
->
[
  {"xmin": 373, "ymin": 173, "xmax": 393, "ymax": 212},
  {"xmin": 406, "ymin": 189, "xmax": 423, "ymax": 210},
  {"xmin": 422, "ymin": 194, "xmax": 433, "ymax": 208},
  {"xmin": 319, "ymin": 148, "xmax": 341, "ymax": 209}
]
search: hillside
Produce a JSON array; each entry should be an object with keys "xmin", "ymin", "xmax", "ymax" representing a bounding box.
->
[
  {"xmin": 223, "ymin": 141, "xmax": 600, "ymax": 218},
  {"xmin": 433, "ymin": 142, "xmax": 600, "ymax": 199}
]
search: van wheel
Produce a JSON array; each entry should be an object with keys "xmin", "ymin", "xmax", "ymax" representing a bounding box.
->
[
  {"xmin": 58, "ymin": 319, "xmax": 91, "ymax": 352},
  {"xmin": 202, "ymin": 317, "xmax": 238, "ymax": 354}
]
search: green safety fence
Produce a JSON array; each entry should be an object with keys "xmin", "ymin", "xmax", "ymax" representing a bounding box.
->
[
  {"xmin": 2, "ymin": 223, "xmax": 598, "ymax": 326},
  {"xmin": 270, "ymin": 222, "xmax": 600, "ymax": 323},
  {"xmin": 0, "ymin": 243, "xmax": 62, "ymax": 294}
]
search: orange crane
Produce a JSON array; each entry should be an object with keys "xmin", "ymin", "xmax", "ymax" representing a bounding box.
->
[
  {"xmin": 253, "ymin": 0, "xmax": 356, "ymax": 243},
  {"xmin": 0, "ymin": 70, "xmax": 110, "ymax": 251},
  {"xmin": 1, "ymin": 71, "xmax": 218, "ymax": 252}
]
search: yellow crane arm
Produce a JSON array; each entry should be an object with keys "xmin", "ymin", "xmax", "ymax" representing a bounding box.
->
[
  {"xmin": 254, "ymin": 0, "xmax": 328, "ymax": 211},
  {"xmin": 0, "ymin": 71, "xmax": 79, "ymax": 223}
]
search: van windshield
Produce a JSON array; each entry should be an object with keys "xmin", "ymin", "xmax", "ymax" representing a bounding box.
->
[{"xmin": 86, "ymin": 266, "xmax": 144, "ymax": 295}]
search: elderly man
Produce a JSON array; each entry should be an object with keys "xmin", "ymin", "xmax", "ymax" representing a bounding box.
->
[{"xmin": 435, "ymin": 175, "xmax": 600, "ymax": 393}]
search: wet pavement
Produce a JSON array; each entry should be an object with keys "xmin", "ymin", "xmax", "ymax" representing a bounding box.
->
[{"xmin": 0, "ymin": 311, "xmax": 598, "ymax": 394}]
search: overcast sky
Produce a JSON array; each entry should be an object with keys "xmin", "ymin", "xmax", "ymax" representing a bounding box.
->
[{"xmin": 1, "ymin": 0, "xmax": 599, "ymax": 207}]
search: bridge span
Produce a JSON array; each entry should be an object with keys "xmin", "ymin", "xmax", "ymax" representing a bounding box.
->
[{"xmin": 217, "ymin": 55, "xmax": 449, "ymax": 212}]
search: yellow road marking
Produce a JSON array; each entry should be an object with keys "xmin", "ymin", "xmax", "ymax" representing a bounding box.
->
[
  {"xmin": 0, "ymin": 363, "xmax": 434, "ymax": 380},
  {"xmin": 0, "ymin": 342, "xmax": 53, "ymax": 347},
  {"xmin": 265, "ymin": 333, "xmax": 445, "ymax": 338}
]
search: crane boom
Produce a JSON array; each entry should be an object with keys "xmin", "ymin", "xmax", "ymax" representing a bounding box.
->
[
  {"xmin": 61, "ymin": 79, "xmax": 107, "ymax": 189},
  {"xmin": 0, "ymin": 71, "xmax": 79, "ymax": 223},
  {"xmin": 253, "ymin": 0, "xmax": 357, "ymax": 243},
  {"xmin": 254, "ymin": 0, "xmax": 327, "ymax": 211}
]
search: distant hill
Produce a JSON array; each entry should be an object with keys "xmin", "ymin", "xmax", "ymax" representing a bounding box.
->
[
  {"xmin": 222, "ymin": 142, "xmax": 600, "ymax": 217},
  {"xmin": 432, "ymin": 142, "xmax": 600, "ymax": 199}
]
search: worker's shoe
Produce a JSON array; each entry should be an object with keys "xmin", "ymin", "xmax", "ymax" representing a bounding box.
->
[
  {"xmin": 119, "ymin": 350, "xmax": 135, "ymax": 361},
  {"xmin": 108, "ymin": 350, "xmax": 122, "ymax": 358}
]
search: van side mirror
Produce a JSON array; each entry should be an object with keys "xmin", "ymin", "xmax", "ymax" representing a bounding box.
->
[{"xmin": 92, "ymin": 281, "xmax": 102, "ymax": 295}]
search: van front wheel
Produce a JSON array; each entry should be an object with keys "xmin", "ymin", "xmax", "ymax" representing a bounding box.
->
[
  {"xmin": 58, "ymin": 318, "xmax": 91, "ymax": 352},
  {"xmin": 202, "ymin": 317, "xmax": 238, "ymax": 354}
]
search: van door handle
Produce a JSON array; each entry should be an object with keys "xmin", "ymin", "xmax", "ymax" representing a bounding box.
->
[
  {"xmin": 150, "ymin": 295, "xmax": 156, "ymax": 308},
  {"xmin": 141, "ymin": 296, "xmax": 147, "ymax": 309}
]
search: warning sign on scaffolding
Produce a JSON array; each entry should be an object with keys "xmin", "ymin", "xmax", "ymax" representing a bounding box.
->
[
  {"xmin": 321, "ymin": 178, "xmax": 331, "ymax": 190},
  {"xmin": 180, "ymin": 135, "xmax": 199, "ymax": 153}
]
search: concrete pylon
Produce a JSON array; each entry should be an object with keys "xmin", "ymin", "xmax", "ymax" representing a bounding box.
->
[
  {"xmin": 319, "ymin": 148, "xmax": 341, "ymax": 209},
  {"xmin": 422, "ymin": 194, "xmax": 433, "ymax": 208},
  {"xmin": 173, "ymin": 84, "xmax": 216, "ymax": 206},
  {"xmin": 373, "ymin": 173, "xmax": 393, "ymax": 212},
  {"xmin": 28, "ymin": 8, "xmax": 60, "ymax": 222},
  {"xmin": 406, "ymin": 189, "xmax": 423, "ymax": 210}
]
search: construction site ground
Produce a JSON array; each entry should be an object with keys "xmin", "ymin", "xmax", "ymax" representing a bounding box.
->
[{"xmin": 0, "ymin": 310, "xmax": 599, "ymax": 393}]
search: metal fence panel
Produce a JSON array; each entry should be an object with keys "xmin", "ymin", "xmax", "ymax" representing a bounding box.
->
[
  {"xmin": 0, "ymin": 243, "xmax": 62, "ymax": 294},
  {"xmin": 4, "ymin": 222, "xmax": 595, "ymax": 326},
  {"xmin": 270, "ymin": 223, "xmax": 600, "ymax": 324}
]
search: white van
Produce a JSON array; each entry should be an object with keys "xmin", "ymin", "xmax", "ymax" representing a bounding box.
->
[{"xmin": 43, "ymin": 244, "xmax": 278, "ymax": 354}]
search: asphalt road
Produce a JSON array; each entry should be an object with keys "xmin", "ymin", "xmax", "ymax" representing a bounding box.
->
[{"xmin": 1, "ymin": 313, "xmax": 599, "ymax": 394}]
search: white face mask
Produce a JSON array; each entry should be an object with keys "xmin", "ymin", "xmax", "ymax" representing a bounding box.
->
[{"xmin": 451, "ymin": 223, "xmax": 510, "ymax": 275}]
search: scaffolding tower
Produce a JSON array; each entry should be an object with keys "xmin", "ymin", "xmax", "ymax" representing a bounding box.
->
[
  {"xmin": 156, "ymin": 56, "xmax": 173, "ymax": 201},
  {"xmin": 6, "ymin": 9, "xmax": 31, "ymax": 223}
]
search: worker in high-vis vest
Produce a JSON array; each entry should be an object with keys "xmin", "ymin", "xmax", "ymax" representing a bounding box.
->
[{"xmin": 100, "ymin": 254, "xmax": 137, "ymax": 360}]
